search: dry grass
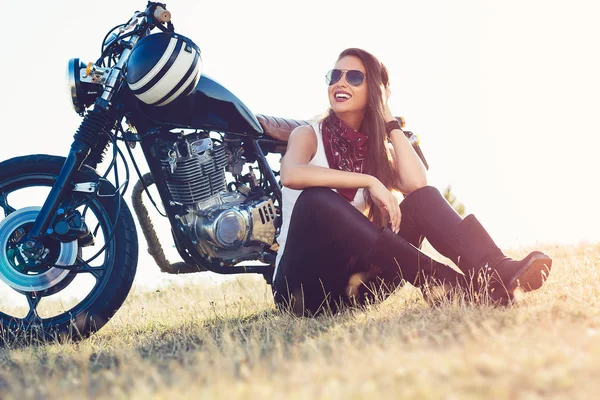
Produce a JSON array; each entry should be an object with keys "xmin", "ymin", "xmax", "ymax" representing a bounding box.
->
[{"xmin": 0, "ymin": 242, "xmax": 599, "ymax": 399}]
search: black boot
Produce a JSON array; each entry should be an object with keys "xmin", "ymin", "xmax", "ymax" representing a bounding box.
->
[
  {"xmin": 356, "ymin": 227, "xmax": 463, "ymax": 305},
  {"xmin": 450, "ymin": 214, "xmax": 552, "ymax": 302},
  {"xmin": 400, "ymin": 186, "xmax": 553, "ymax": 304}
]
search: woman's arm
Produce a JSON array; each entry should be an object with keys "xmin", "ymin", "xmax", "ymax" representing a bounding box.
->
[
  {"xmin": 281, "ymin": 124, "xmax": 402, "ymax": 232},
  {"xmin": 387, "ymin": 126, "xmax": 428, "ymax": 194},
  {"xmin": 383, "ymin": 88, "xmax": 428, "ymax": 194},
  {"xmin": 280, "ymin": 125, "xmax": 375, "ymax": 190}
]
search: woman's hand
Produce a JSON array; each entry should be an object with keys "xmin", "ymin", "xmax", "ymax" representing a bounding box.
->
[
  {"xmin": 381, "ymin": 85, "xmax": 395, "ymax": 122},
  {"xmin": 368, "ymin": 176, "xmax": 401, "ymax": 234}
]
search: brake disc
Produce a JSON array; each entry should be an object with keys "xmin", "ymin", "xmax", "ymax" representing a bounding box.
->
[{"xmin": 0, "ymin": 207, "xmax": 77, "ymax": 292}]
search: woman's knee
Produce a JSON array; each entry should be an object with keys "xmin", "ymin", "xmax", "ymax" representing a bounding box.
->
[
  {"xmin": 405, "ymin": 185, "xmax": 441, "ymax": 200},
  {"xmin": 296, "ymin": 187, "xmax": 340, "ymax": 211},
  {"xmin": 400, "ymin": 185, "xmax": 442, "ymax": 210}
]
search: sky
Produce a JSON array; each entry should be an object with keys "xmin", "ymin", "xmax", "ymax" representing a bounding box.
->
[{"xmin": 0, "ymin": 0, "xmax": 599, "ymax": 293}]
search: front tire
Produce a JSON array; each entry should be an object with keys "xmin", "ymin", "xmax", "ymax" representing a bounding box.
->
[{"xmin": 0, "ymin": 155, "xmax": 138, "ymax": 342}]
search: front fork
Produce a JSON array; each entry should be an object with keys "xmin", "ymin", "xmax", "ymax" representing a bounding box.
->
[
  {"xmin": 23, "ymin": 25, "xmax": 138, "ymax": 258},
  {"xmin": 23, "ymin": 106, "xmax": 111, "ymax": 258}
]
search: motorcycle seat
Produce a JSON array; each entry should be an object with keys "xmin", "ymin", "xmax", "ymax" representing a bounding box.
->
[{"xmin": 256, "ymin": 114, "xmax": 312, "ymax": 142}]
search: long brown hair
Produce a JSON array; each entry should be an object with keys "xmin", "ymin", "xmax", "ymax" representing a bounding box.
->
[{"xmin": 325, "ymin": 48, "xmax": 400, "ymax": 227}]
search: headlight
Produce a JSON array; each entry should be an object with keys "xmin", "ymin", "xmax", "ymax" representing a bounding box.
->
[{"xmin": 66, "ymin": 58, "xmax": 103, "ymax": 115}]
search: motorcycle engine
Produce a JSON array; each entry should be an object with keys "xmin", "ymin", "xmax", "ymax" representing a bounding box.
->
[{"xmin": 156, "ymin": 133, "xmax": 276, "ymax": 264}]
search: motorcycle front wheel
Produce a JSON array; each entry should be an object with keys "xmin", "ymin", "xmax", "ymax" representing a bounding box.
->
[{"xmin": 0, "ymin": 154, "xmax": 138, "ymax": 342}]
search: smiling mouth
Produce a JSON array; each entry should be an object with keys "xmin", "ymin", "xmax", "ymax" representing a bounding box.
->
[{"xmin": 334, "ymin": 92, "xmax": 352, "ymax": 102}]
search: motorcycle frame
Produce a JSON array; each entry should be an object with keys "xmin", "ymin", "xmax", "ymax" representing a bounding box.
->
[{"xmin": 28, "ymin": 120, "xmax": 283, "ymax": 281}]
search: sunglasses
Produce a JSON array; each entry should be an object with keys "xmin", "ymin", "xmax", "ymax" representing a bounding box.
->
[{"xmin": 325, "ymin": 69, "xmax": 366, "ymax": 86}]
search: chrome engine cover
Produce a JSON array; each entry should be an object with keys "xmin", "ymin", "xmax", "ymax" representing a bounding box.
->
[{"xmin": 180, "ymin": 192, "xmax": 277, "ymax": 262}]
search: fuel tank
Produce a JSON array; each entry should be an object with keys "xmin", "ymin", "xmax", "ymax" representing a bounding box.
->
[{"xmin": 135, "ymin": 75, "xmax": 264, "ymax": 137}]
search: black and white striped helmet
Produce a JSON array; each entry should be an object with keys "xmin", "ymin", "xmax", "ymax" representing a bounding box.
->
[{"xmin": 126, "ymin": 32, "xmax": 201, "ymax": 107}]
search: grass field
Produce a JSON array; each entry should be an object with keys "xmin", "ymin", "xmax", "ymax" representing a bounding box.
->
[{"xmin": 0, "ymin": 241, "xmax": 598, "ymax": 399}]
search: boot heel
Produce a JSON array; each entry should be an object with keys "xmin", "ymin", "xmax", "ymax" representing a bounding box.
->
[{"xmin": 509, "ymin": 251, "xmax": 552, "ymax": 292}]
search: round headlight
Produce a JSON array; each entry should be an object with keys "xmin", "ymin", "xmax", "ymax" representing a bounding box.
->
[{"xmin": 66, "ymin": 58, "xmax": 103, "ymax": 115}]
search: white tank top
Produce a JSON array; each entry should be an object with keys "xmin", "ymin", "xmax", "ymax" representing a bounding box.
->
[{"xmin": 274, "ymin": 122, "xmax": 368, "ymax": 280}]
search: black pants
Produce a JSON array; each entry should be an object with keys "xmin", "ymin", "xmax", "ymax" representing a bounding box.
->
[{"xmin": 272, "ymin": 186, "xmax": 462, "ymax": 315}]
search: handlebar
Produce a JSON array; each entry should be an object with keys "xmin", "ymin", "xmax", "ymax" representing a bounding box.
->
[{"xmin": 154, "ymin": 6, "xmax": 171, "ymax": 23}]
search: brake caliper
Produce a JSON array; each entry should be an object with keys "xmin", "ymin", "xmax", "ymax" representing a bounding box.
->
[{"xmin": 51, "ymin": 208, "xmax": 95, "ymax": 247}]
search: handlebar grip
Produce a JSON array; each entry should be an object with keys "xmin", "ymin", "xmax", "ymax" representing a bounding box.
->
[{"xmin": 154, "ymin": 6, "xmax": 171, "ymax": 23}]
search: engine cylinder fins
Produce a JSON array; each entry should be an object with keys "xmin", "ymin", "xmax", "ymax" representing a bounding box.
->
[
  {"xmin": 160, "ymin": 146, "xmax": 226, "ymax": 178},
  {"xmin": 210, "ymin": 146, "xmax": 227, "ymax": 165},
  {"xmin": 159, "ymin": 138, "xmax": 229, "ymax": 205},
  {"xmin": 166, "ymin": 178, "xmax": 213, "ymax": 191},
  {"xmin": 200, "ymin": 163, "xmax": 216, "ymax": 175},
  {"xmin": 164, "ymin": 168, "xmax": 212, "ymax": 183},
  {"xmin": 213, "ymin": 148, "xmax": 227, "ymax": 162},
  {"xmin": 209, "ymin": 174, "xmax": 226, "ymax": 188},
  {"xmin": 166, "ymin": 186, "xmax": 210, "ymax": 204},
  {"xmin": 166, "ymin": 171, "xmax": 227, "ymax": 205}
]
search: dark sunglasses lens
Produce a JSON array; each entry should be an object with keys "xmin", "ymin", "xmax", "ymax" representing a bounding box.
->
[
  {"xmin": 326, "ymin": 69, "xmax": 342, "ymax": 85},
  {"xmin": 346, "ymin": 70, "xmax": 365, "ymax": 86}
]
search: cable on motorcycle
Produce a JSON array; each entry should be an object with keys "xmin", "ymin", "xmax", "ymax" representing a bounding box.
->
[
  {"xmin": 118, "ymin": 124, "xmax": 167, "ymax": 217},
  {"xmin": 97, "ymin": 26, "xmax": 144, "ymax": 67},
  {"xmin": 100, "ymin": 23, "xmax": 127, "ymax": 59},
  {"xmin": 79, "ymin": 1, "xmax": 174, "ymax": 265},
  {"xmin": 63, "ymin": 128, "xmax": 129, "ymax": 269}
]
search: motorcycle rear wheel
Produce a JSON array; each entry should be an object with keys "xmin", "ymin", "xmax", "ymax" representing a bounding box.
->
[{"xmin": 0, "ymin": 154, "xmax": 138, "ymax": 342}]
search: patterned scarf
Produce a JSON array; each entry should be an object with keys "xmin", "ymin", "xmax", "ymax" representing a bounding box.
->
[{"xmin": 321, "ymin": 113, "xmax": 369, "ymax": 202}]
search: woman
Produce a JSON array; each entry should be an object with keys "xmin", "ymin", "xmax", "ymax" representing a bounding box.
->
[{"xmin": 273, "ymin": 48, "xmax": 552, "ymax": 316}]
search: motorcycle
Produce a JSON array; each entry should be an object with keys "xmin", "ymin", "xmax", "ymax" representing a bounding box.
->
[{"xmin": 0, "ymin": 2, "xmax": 428, "ymax": 340}]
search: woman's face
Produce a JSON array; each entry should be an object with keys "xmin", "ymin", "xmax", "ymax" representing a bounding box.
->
[{"xmin": 328, "ymin": 55, "xmax": 368, "ymax": 116}]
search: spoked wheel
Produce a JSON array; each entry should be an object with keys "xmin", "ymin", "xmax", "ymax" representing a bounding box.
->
[{"xmin": 0, "ymin": 155, "xmax": 138, "ymax": 342}]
